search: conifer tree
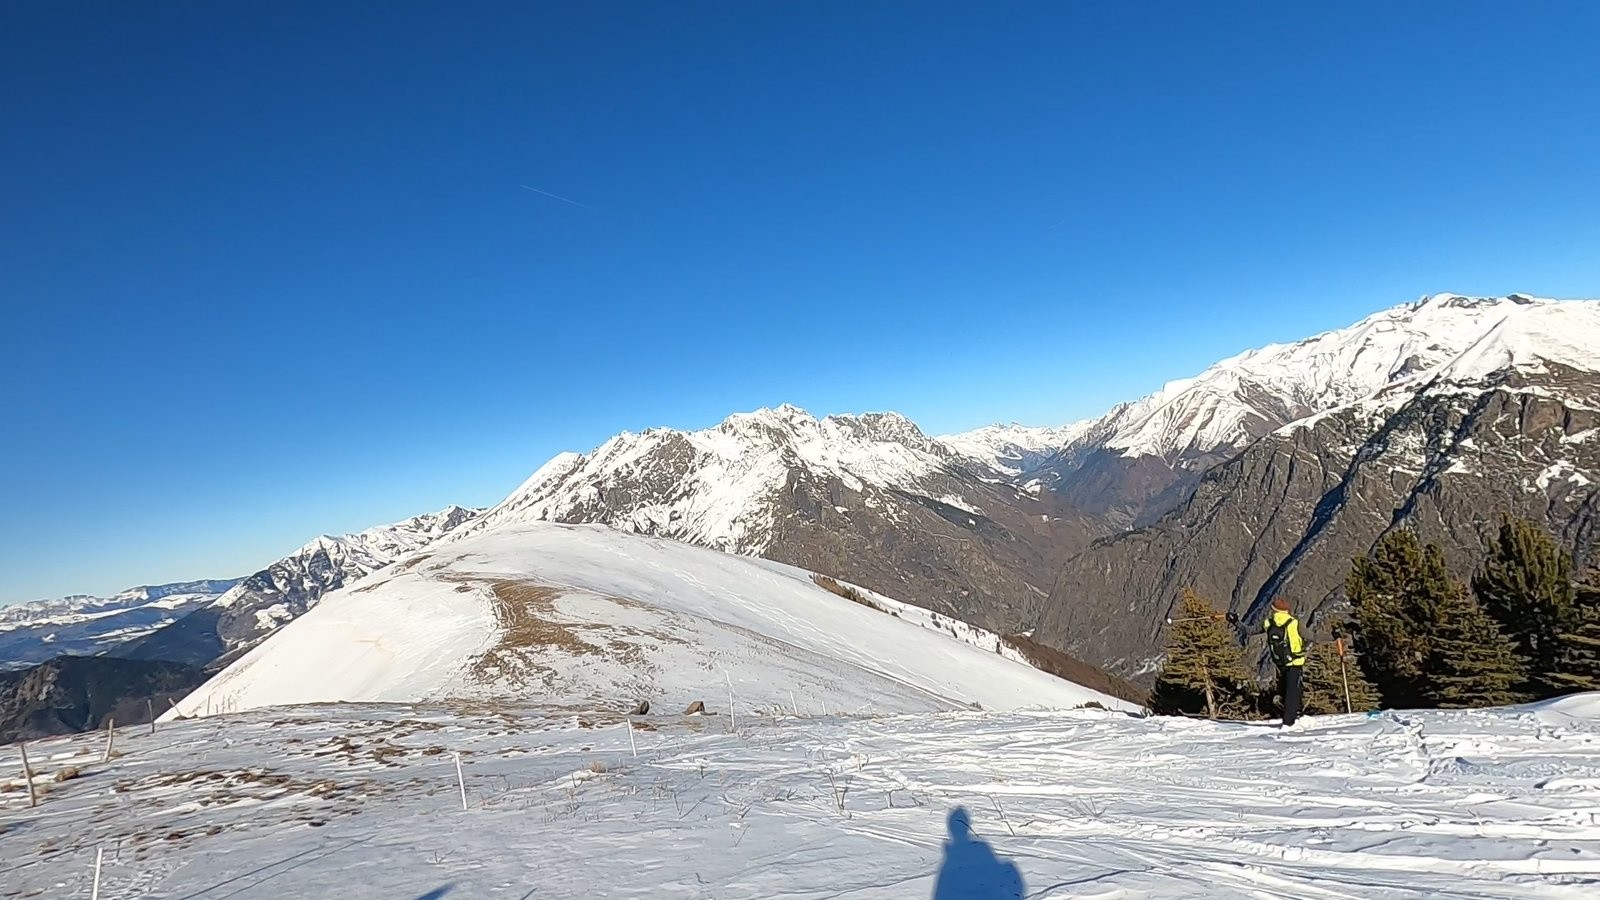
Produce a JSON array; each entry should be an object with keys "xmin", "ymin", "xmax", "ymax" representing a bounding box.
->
[
  {"xmin": 1302, "ymin": 638, "xmax": 1381, "ymax": 715},
  {"xmin": 1150, "ymin": 589, "xmax": 1256, "ymax": 718},
  {"xmin": 1346, "ymin": 530, "xmax": 1458, "ymax": 709},
  {"xmin": 1548, "ymin": 572, "xmax": 1600, "ymax": 694},
  {"xmin": 1472, "ymin": 517, "xmax": 1576, "ymax": 693},
  {"xmin": 1429, "ymin": 588, "xmax": 1526, "ymax": 709}
]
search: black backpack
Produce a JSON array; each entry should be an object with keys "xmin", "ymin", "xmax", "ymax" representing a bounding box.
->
[{"xmin": 1265, "ymin": 617, "xmax": 1294, "ymax": 667}]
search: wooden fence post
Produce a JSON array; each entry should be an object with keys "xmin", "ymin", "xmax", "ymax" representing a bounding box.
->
[
  {"xmin": 454, "ymin": 753, "xmax": 468, "ymax": 811},
  {"xmin": 19, "ymin": 741, "xmax": 37, "ymax": 808},
  {"xmin": 102, "ymin": 718, "xmax": 116, "ymax": 762},
  {"xmin": 1336, "ymin": 637, "xmax": 1353, "ymax": 714}
]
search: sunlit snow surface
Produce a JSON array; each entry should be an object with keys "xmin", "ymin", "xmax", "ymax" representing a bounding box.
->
[{"xmin": 4, "ymin": 697, "xmax": 1598, "ymax": 898}]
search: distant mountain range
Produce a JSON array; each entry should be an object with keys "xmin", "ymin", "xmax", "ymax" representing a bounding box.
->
[
  {"xmin": 6, "ymin": 292, "xmax": 1597, "ymax": 701},
  {"xmin": 0, "ymin": 580, "xmax": 240, "ymax": 670},
  {"xmin": 462, "ymin": 293, "xmax": 1600, "ymax": 677},
  {"xmin": 3, "ymin": 507, "xmax": 480, "ymax": 671}
]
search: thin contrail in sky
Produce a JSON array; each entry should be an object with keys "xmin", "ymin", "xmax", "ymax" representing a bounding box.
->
[{"xmin": 519, "ymin": 184, "xmax": 598, "ymax": 211}]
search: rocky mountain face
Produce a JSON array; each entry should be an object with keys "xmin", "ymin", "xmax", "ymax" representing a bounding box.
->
[
  {"xmin": 0, "ymin": 655, "xmax": 206, "ymax": 743},
  {"xmin": 1023, "ymin": 294, "xmax": 1562, "ymax": 526},
  {"xmin": 0, "ymin": 580, "xmax": 240, "ymax": 671},
  {"xmin": 463, "ymin": 409, "xmax": 1103, "ymax": 634},
  {"xmin": 118, "ymin": 506, "xmax": 481, "ymax": 668},
  {"xmin": 1037, "ymin": 299, "xmax": 1600, "ymax": 677}
]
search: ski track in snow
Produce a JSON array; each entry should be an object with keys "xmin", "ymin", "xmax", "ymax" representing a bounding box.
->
[{"xmin": 3, "ymin": 697, "xmax": 1599, "ymax": 898}]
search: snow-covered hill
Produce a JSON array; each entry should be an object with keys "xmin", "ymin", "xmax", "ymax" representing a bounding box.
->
[
  {"xmin": 117, "ymin": 505, "xmax": 481, "ymax": 668},
  {"xmin": 8, "ymin": 696, "xmax": 1599, "ymax": 897},
  {"xmin": 0, "ymin": 581, "xmax": 239, "ymax": 671},
  {"xmin": 169, "ymin": 522, "xmax": 1128, "ymax": 719}
]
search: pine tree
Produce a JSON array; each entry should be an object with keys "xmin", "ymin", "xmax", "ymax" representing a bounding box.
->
[
  {"xmin": 1548, "ymin": 572, "xmax": 1600, "ymax": 694},
  {"xmin": 1472, "ymin": 518, "xmax": 1577, "ymax": 694},
  {"xmin": 1150, "ymin": 589, "xmax": 1256, "ymax": 718},
  {"xmin": 1302, "ymin": 638, "xmax": 1381, "ymax": 715},
  {"xmin": 1429, "ymin": 587, "xmax": 1526, "ymax": 709},
  {"xmin": 1346, "ymin": 530, "xmax": 1459, "ymax": 709}
]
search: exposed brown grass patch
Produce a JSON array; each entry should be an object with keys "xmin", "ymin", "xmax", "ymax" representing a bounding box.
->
[
  {"xmin": 1002, "ymin": 634, "xmax": 1149, "ymax": 706},
  {"xmin": 812, "ymin": 574, "xmax": 887, "ymax": 612},
  {"xmin": 467, "ymin": 582, "xmax": 601, "ymax": 686},
  {"xmin": 53, "ymin": 766, "xmax": 82, "ymax": 783},
  {"xmin": 456, "ymin": 577, "xmax": 683, "ymax": 688},
  {"xmin": 586, "ymin": 760, "xmax": 608, "ymax": 774}
]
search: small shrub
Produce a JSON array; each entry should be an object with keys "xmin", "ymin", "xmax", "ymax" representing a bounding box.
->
[
  {"xmin": 54, "ymin": 766, "xmax": 82, "ymax": 783},
  {"xmin": 587, "ymin": 761, "xmax": 608, "ymax": 774}
]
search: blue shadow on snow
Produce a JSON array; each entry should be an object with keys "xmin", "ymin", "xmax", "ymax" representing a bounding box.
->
[{"xmin": 932, "ymin": 807, "xmax": 1024, "ymax": 900}]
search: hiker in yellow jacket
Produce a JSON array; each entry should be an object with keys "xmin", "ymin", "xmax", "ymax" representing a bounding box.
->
[{"xmin": 1262, "ymin": 597, "xmax": 1307, "ymax": 727}]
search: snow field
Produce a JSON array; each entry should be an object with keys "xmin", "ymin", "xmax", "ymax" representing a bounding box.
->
[{"xmin": 4, "ymin": 697, "xmax": 1599, "ymax": 898}]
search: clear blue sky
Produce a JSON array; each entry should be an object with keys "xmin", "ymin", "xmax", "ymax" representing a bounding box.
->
[{"xmin": 3, "ymin": 3, "xmax": 1597, "ymax": 603}]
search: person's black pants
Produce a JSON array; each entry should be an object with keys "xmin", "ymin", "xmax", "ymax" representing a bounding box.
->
[{"xmin": 1280, "ymin": 665, "xmax": 1304, "ymax": 727}]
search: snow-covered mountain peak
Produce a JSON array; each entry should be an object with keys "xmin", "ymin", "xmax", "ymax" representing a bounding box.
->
[
  {"xmin": 1433, "ymin": 297, "xmax": 1600, "ymax": 386},
  {"xmin": 1413, "ymin": 291, "xmax": 1540, "ymax": 313},
  {"xmin": 938, "ymin": 421, "xmax": 1096, "ymax": 477},
  {"xmin": 457, "ymin": 401, "xmax": 1027, "ymax": 559},
  {"xmin": 1089, "ymin": 294, "xmax": 1589, "ymax": 459},
  {"xmin": 209, "ymin": 505, "xmax": 483, "ymax": 619}
]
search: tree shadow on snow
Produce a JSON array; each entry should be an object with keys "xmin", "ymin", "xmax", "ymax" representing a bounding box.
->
[
  {"xmin": 932, "ymin": 807, "xmax": 1025, "ymax": 900},
  {"xmin": 411, "ymin": 886, "xmax": 452, "ymax": 900}
]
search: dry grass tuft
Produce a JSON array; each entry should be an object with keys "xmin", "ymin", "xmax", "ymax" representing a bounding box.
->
[
  {"xmin": 811, "ymin": 575, "xmax": 886, "ymax": 612},
  {"xmin": 53, "ymin": 766, "xmax": 82, "ymax": 783},
  {"xmin": 586, "ymin": 760, "xmax": 609, "ymax": 774}
]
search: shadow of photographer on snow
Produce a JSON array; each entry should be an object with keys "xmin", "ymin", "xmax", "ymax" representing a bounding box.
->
[{"xmin": 933, "ymin": 807, "xmax": 1024, "ymax": 900}]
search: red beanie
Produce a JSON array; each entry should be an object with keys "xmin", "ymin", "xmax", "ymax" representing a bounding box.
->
[{"xmin": 1271, "ymin": 597, "xmax": 1290, "ymax": 612}]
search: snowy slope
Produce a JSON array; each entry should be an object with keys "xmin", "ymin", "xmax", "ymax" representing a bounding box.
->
[
  {"xmin": 169, "ymin": 522, "xmax": 1128, "ymax": 719},
  {"xmin": 0, "ymin": 581, "xmax": 239, "ymax": 670},
  {"xmin": 8, "ymin": 696, "xmax": 1600, "ymax": 898}
]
